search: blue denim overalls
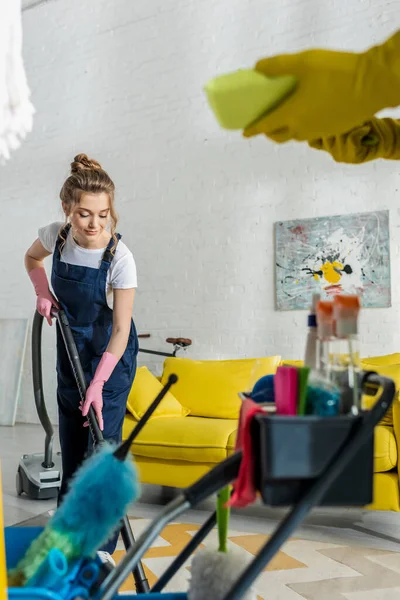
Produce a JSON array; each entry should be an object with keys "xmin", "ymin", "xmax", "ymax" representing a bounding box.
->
[{"xmin": 51, "ymin": 224, "xmax": 138, "ymax": 553}]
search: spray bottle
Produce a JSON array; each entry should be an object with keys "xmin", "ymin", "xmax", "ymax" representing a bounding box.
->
[
  {"xmin": 304, "ymin": 293, "xmax": 320, "ymax": 369},
  {"xmin": 332, "ymin": 295, "xmax": 361, "ymax": 415},
  {"xmin": 306, "ymin": 300, "xmax": 340, "ymax": 417},
  {"xmin": 316, "ymin": 300, "xmax": 335, "ymax": 376}
]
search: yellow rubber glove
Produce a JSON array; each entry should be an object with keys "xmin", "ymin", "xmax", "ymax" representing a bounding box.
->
[
  {"xmin": 244, "ymin": 30, "xmax": 400, "ymax": 142},
  {"xmin": 309, "ymin": 117, "xmax": 400, "ymax": 164}
]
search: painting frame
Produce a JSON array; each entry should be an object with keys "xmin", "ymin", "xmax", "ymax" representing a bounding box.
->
[{"xmin": 274, "ymin": 210, "xmax": 391, "ymax": 311}]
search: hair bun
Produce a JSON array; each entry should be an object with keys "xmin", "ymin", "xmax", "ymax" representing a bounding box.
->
[{"xmin": 71, "ymin": 153, "xmax": 102, "ymax": 173}]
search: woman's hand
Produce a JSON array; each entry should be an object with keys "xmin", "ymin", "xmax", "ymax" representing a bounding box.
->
[
  {"xmin": 36, "ymin": 291, "xmax": 59, "ymax": 326},
  {"xmin": 26, "ymin": 239, "xmax": 59, "ymax": 325},
  {"xmin": 81, "ymin": 288, "xmax": 135, "ymax": 430},
  {"xmin": 82, "ymin": 379, "xmax": 105, "ymax": 431},
  {"xmin": 244, "ymin": 30, "xmax": 400, "ymax": 142},
  {"xmin": 81, "ymin": 352, "xmax": 119, "ymax": 430}
]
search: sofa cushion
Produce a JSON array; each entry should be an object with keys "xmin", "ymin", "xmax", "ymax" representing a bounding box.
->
[
  {"xmin": 161, "ymin": 356, "xmax": 281, "ymax": 419},
  {"xmin": 126, "ymin": 366, "xmax": 189, "ymax": 420},
  {"xmin": 374, "ymin": 425, "xmax": 397, "ymax": 472},
  {"xmin": 123, "ymin": 414, "xmax": 238, "ymax": 463}
]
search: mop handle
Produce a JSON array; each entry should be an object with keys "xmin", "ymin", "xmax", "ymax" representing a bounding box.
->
[
  {"xmin": 53, "ymin": 309, "xmax": 104, "ymax": 445},
  {"xmin": 185, "ymin": 451, "xmax": 242, "ymax": 505},
  {"xmin": 217, "ymin": 486, "xmax": 231, "ymax": 553},
  {"xmin": 113, "ymin": 373, "xmax": 178, "ymax": 460}
]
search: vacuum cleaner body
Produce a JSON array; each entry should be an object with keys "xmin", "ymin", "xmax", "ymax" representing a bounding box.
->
[{"xmin": 17, "ymin": 452, "xmax": 62, "ymax": 500}]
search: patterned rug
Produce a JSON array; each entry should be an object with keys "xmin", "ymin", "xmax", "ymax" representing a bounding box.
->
[{"xmin": 114, "ymin": 518, "xmax": 400, "ymax": 599}]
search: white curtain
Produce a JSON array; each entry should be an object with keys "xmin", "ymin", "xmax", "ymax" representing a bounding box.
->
[{"xmin": 0, "ymin": 0, "xmax": 34, "ymax": 162}]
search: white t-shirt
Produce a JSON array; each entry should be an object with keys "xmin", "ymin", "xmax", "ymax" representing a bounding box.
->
[{"xmin": 39, "ymin": 222, "xmax": 137, "ymax": 308}]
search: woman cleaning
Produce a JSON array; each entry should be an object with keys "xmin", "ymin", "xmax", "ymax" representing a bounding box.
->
[{"xmin": 24, "ymin": 153, "xmax": 138, "ymax": 563}]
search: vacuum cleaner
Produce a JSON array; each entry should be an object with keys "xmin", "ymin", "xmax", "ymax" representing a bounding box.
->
[
  {"xmin": 16, "ymin": 310, "xmax": 192, "ymax": 501},
  {"xmin": 16, "ymin": 308, "xmax": 152, "ymax": 592},
  {"xmin": 16, "ymin": 310, "xmax": 62, "ymax": 500}
]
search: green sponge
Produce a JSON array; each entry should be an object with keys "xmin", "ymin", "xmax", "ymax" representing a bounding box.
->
[{"xmin": 204, "ymin": 69, "xmax": 297, "ymax": 130}]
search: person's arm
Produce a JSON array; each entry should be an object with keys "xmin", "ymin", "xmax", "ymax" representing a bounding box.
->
[
  {"xmin": 244, "ymin": 29, "xmax": 400, "ymax": 142},
  {"xmin": 82, "ymin": 288, "xmax": 135, "ymax": 430},
  {"xmin": 308, "ymin": 117, "xmax": 400, "ymax": 164},
  {"xmin": 25, "ymin": 239, "xmax": 59, "ymax": 325},
  {"xmin": 25, "ymin": 238, "xmax": 51, "ymax": 272},
  {"xmin": 106, "ymin": 288, "xmax": 136, "ymax": 360}
]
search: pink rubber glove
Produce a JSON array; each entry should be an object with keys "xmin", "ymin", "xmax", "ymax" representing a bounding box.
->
[
  {"xmin": 28, "ymin": 267, "xmax": 59, "ymax": 326},
  {"xmin": 81, "ymin": 352, "xmax": 119, "ymax": 431}
]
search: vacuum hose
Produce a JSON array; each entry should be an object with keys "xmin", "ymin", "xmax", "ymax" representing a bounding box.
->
[
  {"xmin": 31, "ymin": 311, "xmax": 54, "ymax": 469},
  {"xmin": 54, "ymin": 310, "xmax": 103, "ymax": 445}
]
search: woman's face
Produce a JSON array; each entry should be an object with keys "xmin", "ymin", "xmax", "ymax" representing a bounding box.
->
[{"xmin": 66, "ymin": 192, "xmax": 111, "ymax": 247}]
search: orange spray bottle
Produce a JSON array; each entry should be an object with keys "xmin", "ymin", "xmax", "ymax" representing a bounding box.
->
[
  {"xmin": 316, "ymin": 300, "xmax": 335, "ymax": 376},
  {"xmin": 332, "ymin": 295, "xmax": 361, "ymax": 415}
]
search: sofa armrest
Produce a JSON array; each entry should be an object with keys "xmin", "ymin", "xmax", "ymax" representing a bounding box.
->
[{"xmin": 390, "ymin": 394, "xmax": 400, "ymax": 476}]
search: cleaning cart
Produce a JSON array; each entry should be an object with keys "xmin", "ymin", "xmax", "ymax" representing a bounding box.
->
[
  {"xmin": 4, "ymin": 364, "xmax": 394, "ymax": 598},
  {"xmin": 95, "ymin": 370, "xmax": 395, "ymax": 600}
]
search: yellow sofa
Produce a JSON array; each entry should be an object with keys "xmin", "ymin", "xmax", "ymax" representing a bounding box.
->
[{"xmin": 122, "ymin": 354, "xmax": 400, "ymax": 511}]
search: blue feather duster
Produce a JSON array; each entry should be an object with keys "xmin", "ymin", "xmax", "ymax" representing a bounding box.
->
[
  {"xmin": 9, "ymin": 443, "xmax": 140, "ymax": 585},
  {"xmin": 9, "ymin": 374, "xmax": 178, "ymax": 588},
  {"xmin": 52, "ymin": 443, "xmax": 139, "ymax": 554}
]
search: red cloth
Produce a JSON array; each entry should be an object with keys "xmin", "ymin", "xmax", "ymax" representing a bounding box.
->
[{"xmin": 227, "ymin": 398, "xmax": 264, "ymax": 508}]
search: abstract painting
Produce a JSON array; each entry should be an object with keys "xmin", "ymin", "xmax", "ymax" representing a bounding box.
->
[{"xmin": 275, "ymin": 210, "xmax": 391, "ymax": 310}]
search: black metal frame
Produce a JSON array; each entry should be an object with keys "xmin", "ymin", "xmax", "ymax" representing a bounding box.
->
[
  {"xmin": 150, "ymin": 510, "xmax": 217, "ymax": 593},
  {"xmin": 139, "ymin": 348, "xmax": 176, "ymax": 358},
  {"xmin": 138, "ymin": 341, "xmax": 186, "ymax": 359}
]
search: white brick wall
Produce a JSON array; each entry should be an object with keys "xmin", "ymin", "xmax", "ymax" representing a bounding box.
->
[{"xmin": 1, "ymin": 0, "xmax": 400, "ymax": 423}]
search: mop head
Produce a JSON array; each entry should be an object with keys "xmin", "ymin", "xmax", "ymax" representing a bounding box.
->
[
  {"xmin": 189, "ymin": 546, "xmax": 257, "ymax": 600},
  {"xmin": 8, "ymin": 443, "xmax": 140, "ymax": 586},
  {"xmin": 204, "ymin": 69, "xmax": 296, "ymax": 130},
  {"xmin": 0, "ymin": 0, "xmax": 35, "ymax": 162}
]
